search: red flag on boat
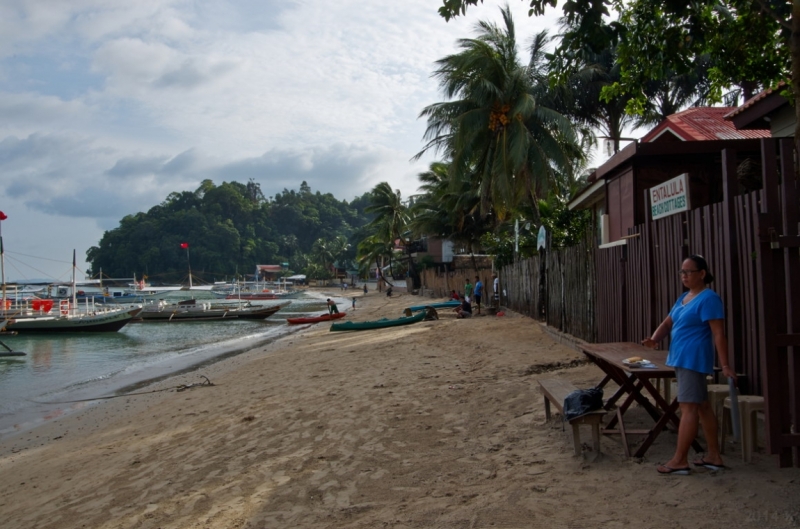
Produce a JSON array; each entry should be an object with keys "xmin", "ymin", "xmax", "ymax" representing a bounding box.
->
[
  {"xmin": 180, "ymin": 242, "xmax": 189, "ymax": 249},
  {"xmin": 0, "ymin": 211, "xmax": 7, "ymax": 220}
]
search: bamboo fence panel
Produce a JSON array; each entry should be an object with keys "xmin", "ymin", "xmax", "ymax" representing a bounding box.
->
[{"xmin": 418, "ymin": 267, "xmax": 494, "ymax": 299}]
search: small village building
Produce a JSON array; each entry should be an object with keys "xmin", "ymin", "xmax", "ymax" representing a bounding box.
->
[
  {"xmin": 724, "ymin": 81, "xmax": 793, "ymax": 137},
  {"xmin": 568, "ymin": 107, "xmax": 771, "ymax": 247},
  {"xmin": 255, "ymin": 264, "xmax": 285, "ymax": 281},
  {"xmin": 410, "ymin": 237, "xmax": 455, "ymax": 265}
]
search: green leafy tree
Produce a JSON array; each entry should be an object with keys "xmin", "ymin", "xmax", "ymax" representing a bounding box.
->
[{"xmin": 438, "ymin": 1, "xmax": 795, "ymax": 148}]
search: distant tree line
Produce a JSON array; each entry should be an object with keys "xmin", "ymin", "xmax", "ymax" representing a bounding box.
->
[{"xmin": 86, "ymin": 179, "xmax": 373, "ymax": 283}]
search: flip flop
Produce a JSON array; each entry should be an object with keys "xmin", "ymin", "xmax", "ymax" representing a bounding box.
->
[
  {"xmin": 692, "ymin": 458, "xmax": 727, "ymax": 471},
  {"xmin": 657, "ymin": 464, "xmax": 691, "ymax": 475}
]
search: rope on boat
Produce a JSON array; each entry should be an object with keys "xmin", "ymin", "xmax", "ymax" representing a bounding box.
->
[{"xmin": 30, "ymin": 376, "xmax": 216, "ymax": 404}]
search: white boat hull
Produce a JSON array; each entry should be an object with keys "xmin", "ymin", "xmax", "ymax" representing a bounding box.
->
[{"xmin": 5, "ymin": 308, "xmax": 142, "ymax": 333}]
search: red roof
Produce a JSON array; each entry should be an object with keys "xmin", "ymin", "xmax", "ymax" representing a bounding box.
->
[
  {"xmin": 641, "ymin": 107, "xmax": 770, "ymax": 143},
  {"xmin": 257, "ymin": 265, "xmax": 283, "ymax": 272},
  {"xmin": 724, "ymin": 81, "xmax": 787, "ymax": 120}
]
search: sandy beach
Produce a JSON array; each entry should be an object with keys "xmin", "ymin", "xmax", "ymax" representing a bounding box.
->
[{"xmin": 1, "ymin": 291, "xmax": 798, "ymax": 529}]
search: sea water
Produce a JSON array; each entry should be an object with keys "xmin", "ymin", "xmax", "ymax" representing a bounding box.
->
[{"xmin": 0, "ymin": 291, "xmax": 346, "ymax": 437}]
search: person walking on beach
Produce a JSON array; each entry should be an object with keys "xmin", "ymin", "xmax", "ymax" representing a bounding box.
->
[
  {"xmin": 465, "ymin": 278, "xmax": 473, "ymax": 303},
  {"xmin": 363, "ymin": 283, "xmax": 368, "ymax": 294},
  {"xmin": 642, "ymin": 255, "xmax": 736, "ymax": 475},
  {"xmin": 327, "ymin": 298, "xmax": 339, "ymax": 314},
  {"xmin": 473, "ymin": 275, "xmax": 483, "ymax": 315},
  {"xmin": 351, "ymin": 297, "xmax": 356, "ymax": 310}
]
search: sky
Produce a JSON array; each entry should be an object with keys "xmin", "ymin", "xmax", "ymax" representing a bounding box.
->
[{"xmin": 0, "ymin": 0, "xmax": 590, "ymax": 281}]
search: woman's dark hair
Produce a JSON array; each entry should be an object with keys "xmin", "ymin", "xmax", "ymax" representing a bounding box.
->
[{"xmin": 687, "ymin": 254, "xmax": 714, "ymax": 284}]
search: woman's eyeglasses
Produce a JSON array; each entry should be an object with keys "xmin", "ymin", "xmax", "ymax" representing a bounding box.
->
[{"xmin": 679, "ymin": 269, "xmax": 699, "ymax": 276}]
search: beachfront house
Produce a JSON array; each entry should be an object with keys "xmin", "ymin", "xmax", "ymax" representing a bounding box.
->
[
  {"xmin": 568, "ymin": 107, "xmax": 771, "ymax": 247},
  {"xmin": 498, "ymin": 93, "xmax": 800, "ymax": 466},
  {"xmin": 256, "ymin": 264, "xmax": 286, "ymax": 281},
  {"xmin": 724, "ymin": 81, "xmax": 793, "ymax": 137}
]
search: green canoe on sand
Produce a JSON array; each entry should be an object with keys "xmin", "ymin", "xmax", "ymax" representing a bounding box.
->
[{"xmin": 329, "ymin": 309, "xmax": 426, "ymax": 331}]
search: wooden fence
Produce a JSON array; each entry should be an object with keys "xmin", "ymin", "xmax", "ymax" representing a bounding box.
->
[
  {"xmin": 500, "ymin": 239, "xmax": 596, "ymax": 343},
  {"xmin": 507, "ymin": 140, "xmax": 798, "ymax": 467},
  {"xmin": 418, "ymin": 267, "xmax": 494, "ymax": 299},
  {"xmin": 416, "ymin": 140, "xmax": 799, "ymax": 466}
]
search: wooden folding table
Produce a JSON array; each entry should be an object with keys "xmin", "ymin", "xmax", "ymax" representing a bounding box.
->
[{"xmin": 579, "ymin": 342, "xmax": 703, "ymax": 458}]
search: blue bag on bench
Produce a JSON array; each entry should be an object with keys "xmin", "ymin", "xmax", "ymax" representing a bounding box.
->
[{"xmin": 563, "ymin": 388, "xmax": 604, "ymax": 421}]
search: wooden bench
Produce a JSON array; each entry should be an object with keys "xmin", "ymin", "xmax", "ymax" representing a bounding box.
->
[{"xmin": 538, "ymin": 378, "xmax": 606, "ymax": 456}]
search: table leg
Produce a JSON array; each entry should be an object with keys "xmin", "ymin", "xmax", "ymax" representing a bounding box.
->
[
  {"xmin": 596, "ymin": 374, "xmax": 612, "ymax": 390},
  {"xmin": 617, "ymin": 408, "xmax": 631, "ymax": 458},
  {"xmin": 632, "ymin": 397, "xmax": 704, "ymax": 457}
]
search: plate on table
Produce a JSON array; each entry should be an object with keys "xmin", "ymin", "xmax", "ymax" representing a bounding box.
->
[{"xmin": 622, "ymin": 359, "xmax": 651, "ymax": 368}]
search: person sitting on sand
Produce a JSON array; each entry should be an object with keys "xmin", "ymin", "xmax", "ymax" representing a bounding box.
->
[
  {"xmin": 450, "ymin": 290, "xmax": 460, "ymax": 300},
  {"xmin": 454, "ymin": 295, "xmax": 472, "ymax": 319},
  {"xmin": 386, "ymin": 286, "xmax": 393, "ymax": 297},
  {"xmin": 327, "ymin": 298, "xmax": 339, "ymax": 314}
]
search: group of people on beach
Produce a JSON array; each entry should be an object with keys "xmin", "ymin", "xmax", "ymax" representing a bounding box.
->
[
  {"xmin": 326, "ymin": 283, "xmax": 370, "ymax": 313},
  {"xmin": 453, "ymin": 273, "xmax": 499, "ymax": 319}
]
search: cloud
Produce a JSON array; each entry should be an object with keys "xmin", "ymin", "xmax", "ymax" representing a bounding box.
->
[
  {"xmin": 0, "ymin": 0, "xmax": 566, "ymax": 278},
  {"xmin": 0, "ymin": 133, "xmax": 175, "ymax": 219},
  {"xmin": 0, "ymin": 133, "xmax": 422, "ymax": 224},
  {"xmin": 212, "ymin": 144, "xmax": 409, "ymax": 197}
]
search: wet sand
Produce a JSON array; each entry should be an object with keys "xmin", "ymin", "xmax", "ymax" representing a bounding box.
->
[{"xmin": 0, "ymin": 290, "xmax": 798, "ymax": 528}]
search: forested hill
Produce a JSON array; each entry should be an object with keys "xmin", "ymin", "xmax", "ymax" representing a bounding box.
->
[{"xmin": 86, "ymin": 179, "xmax": 373, "ymax": 282}]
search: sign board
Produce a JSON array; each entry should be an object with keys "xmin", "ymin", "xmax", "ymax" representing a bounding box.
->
[
  {"xmin": 537, "ymin": 226, "xmax": 547, "ymax": 251},
  {"xmin": 649, "ymin": 173, "xmax": 691, "ymax": 220}
]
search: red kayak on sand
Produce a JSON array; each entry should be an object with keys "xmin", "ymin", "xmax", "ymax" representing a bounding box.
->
[{"xmin": 286, "ymin": 312, "xmax": 346, "ymax": 325}]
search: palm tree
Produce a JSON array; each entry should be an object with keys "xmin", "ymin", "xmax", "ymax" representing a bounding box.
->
[
  {"xmin": 410, "ymin": 160, "xmax": 492, "ymax": 263},
  {"xmin": 356, "ymin": 234, "xmax": 395, "ymax": 283},
  {"xmin": 312, "ymin": 236, "xmax": 350, "ymax": 277},
  {"xmin": 363, "ymin": 182, "xmax": 421, "ymax": 288},
  {"xmin": 416, "ymin": 5, "xmax": 580, "ymax": 221},
  {"xmin": 364, "ymin": 182, "xmax": 408, "ymax": 244}
]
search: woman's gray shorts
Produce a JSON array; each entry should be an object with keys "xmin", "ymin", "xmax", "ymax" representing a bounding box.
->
[{"xmin": 675, "ymin": 367, "xmax": 708, "ymax": 403}]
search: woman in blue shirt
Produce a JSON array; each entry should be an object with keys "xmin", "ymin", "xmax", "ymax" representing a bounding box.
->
[{"xmin": 642, "ymin": 255, "xmax": 736, "ymax": 475}]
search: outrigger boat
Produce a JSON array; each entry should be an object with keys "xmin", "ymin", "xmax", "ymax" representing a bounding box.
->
[
  {"xmin": 0, "ymin": 251, "xmax": 142, "ymax": 334},
  {"xmin": 135, "ymin": 300, "xmax": 288, "ymax": 322},
  {"xmin": 329, "ymin": 310, "xmax": 425, "ymax": 331},
  {"xmin": 286, "ymin": 312, "xmax": 346, "ymax": 325},
  {"xmin": 5, "ymin": 306, "xmax": 142, "ymax": 333}
]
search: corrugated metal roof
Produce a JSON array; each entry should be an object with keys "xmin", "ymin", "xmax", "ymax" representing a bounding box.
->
[
  {"xmin": 642, "ymin": 107, "xmax": 770, "ymax": 142},
  {"xmin": 724, "ymin": 81, "xmax": 787, "ymax": 119},
  {"xmin": 257, "ymin": 265, "xmax": 283, "ymax": 271}
]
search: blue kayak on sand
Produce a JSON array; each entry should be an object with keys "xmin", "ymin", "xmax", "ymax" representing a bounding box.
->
[{"xmin": 405, "ymin": 300, "xmax": 460, "ymax": 312}]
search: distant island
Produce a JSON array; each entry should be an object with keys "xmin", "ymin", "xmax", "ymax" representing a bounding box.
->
[{"xmin": 86, "ymin": 179, "xmax": 373, "ymax": 283}]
